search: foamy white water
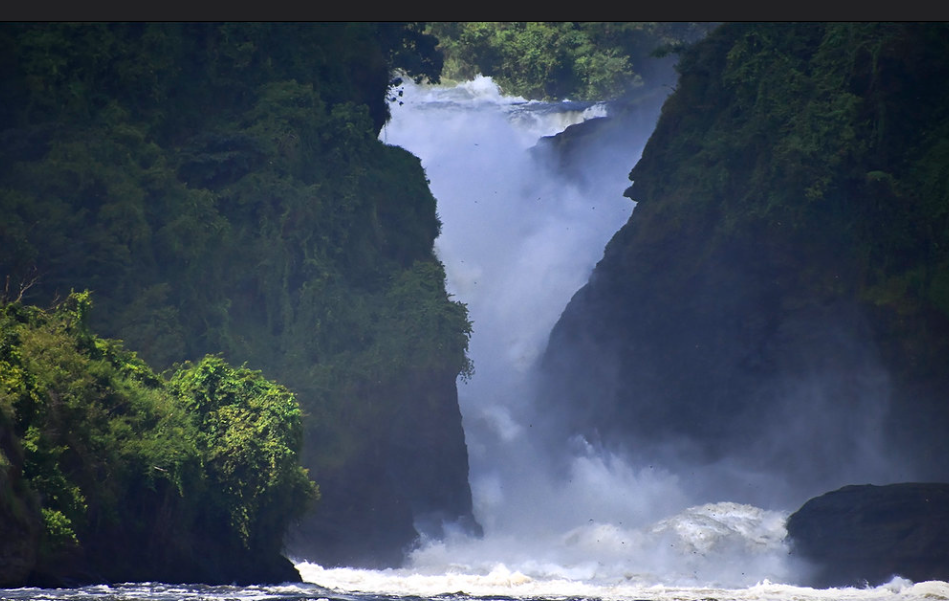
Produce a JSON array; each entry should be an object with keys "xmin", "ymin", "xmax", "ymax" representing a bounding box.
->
[
  {"xmin": 381, "ymin": 77, "xmax": 660, "ymax": 546},
  {"xmin": 5, "ymin": 577, "xmax": 948, "ymax": 600},
  {"xmin": 297, "ymin": 562, "xmax": 949, "ymax": 601}
]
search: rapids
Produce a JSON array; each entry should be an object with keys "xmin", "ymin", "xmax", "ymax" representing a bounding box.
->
[{"xmin": 2, "ymin": 577, "xmax": 947, "ymax": 601}]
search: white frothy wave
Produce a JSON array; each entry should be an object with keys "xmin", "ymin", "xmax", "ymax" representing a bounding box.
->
[
  {"xmin": 397, "ymin": 502, "xmax": 792, "ymax": 588},
  {"xmin": 297, "ymin": 561, "xmax": 948, "ymax": 601}
]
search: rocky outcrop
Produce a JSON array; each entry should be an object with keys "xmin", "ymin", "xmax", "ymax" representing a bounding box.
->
[
  {"xmin": 786, "ymin": 483, "xmax": 949, "ymax": 587},
  {"xmin": 289, "ymin": 367, "xmax": 480, "ymax": 568},
  {"xmin": 538, "ymin": 23, "xmax": 949, "ymax": 505}
]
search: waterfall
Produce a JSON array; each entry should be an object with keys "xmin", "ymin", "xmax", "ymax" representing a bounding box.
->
[{"xmin": 362, "ymin": 76, "xmax": 798, "ymax": 589}]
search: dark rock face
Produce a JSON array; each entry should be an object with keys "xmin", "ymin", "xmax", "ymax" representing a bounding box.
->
[
  {"xmin": 0, "ymin": 430, "xmax": 40, "ymax": 587},
  {"xmin": 24, "ymin": 545, "xmax": 302, "ymax": 588},
  {"xmin": 540, "ymin": 218, "xmax": 914, "ymax": 504},
  {"xmin": 537, "ymin": 22, "xmax": 949, "ymax": 507},
  {"xmin": 288, "ymin": 367, "xmax": 480, "ymax": 568},
  {"xmin": 786, "ymin": 483, "xmax": 949, "ymax": 587}
]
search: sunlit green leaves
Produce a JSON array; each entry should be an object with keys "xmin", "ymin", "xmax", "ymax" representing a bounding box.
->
[
  {"xmin": 1, "ymin": 292, "xmax": 317, "ymax": 575},
  {"xmin": 428, "ymin": 22, "xmax": 712, "ymax": 100},
  {"xmin": 170, "ymin": 355, "xmax": 317, "ymax": 548},
  {"xmin": 1, "ymin": 24, "xmax": 477, "ymax": 576}
]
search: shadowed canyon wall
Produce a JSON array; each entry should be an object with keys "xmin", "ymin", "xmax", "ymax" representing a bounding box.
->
[{"xmin": 540, "ymin": 22, "xmax": 949, "ymax": 509}]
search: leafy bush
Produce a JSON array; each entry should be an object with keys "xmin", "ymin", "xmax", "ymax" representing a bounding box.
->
[{"xmin": 0, "ymin": 292, "xmax": 316, "ymax": 582}]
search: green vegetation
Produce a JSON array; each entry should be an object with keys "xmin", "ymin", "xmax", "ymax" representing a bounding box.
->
[
  {"xmin": 0, "ymin": 22, "xmax": 474, "ymax": 580},
  {"xmin": 539, "ymin": 22, "xmax": 949, "ymax": 491},
  {"xmin": 169, "ymin": 355, "xmax": 316, "ymax": 550},
  {"xmin": 427, "ymin": 22, "xmax": 714, "ymax": 100},
  {"xmin": 0, "ymin": 292, "xmax": 316, "ymax": 584},
  {"xmin": 627, "ymin": 23, "xmax": 949, "ymax": 325}
]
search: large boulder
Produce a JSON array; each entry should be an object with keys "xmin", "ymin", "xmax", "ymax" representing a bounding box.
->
[{"xmin": 786, "ymin": 483, "xmax": 949, "ymax": 587}]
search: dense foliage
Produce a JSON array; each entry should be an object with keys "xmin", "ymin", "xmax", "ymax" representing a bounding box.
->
[
  {"xmin": 0, "ymin": 22, "xmax": 475, "ymax": 575},
  {"xmin": 427, "ymin": 22, "xmax": 714, "ymax": 100},
  {"xmin": 542, "ymin": 22, "xmax": 949, "ymax": 493},
  {"xmin": 628, "ymin": 22, "xmax": 949, "ymax": 332},
  {"xmin": 0, "ymin": 292, "xmax": 316, "ymax": 585}
]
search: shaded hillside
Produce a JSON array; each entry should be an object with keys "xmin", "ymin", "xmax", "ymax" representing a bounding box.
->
[
  {"xmin": 540, "ymin": 23, "xmax": 949, "ymax": 506},
  {"xmin": 0, "ymin": 293, "xmax": 315, "ymax": 586},
  {"xmin": 0, "ymin": 22, "xmax": 477, "ymax": 570}
]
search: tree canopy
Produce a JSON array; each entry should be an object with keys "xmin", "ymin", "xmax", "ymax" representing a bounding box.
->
[
  {"xmin": 0, "ymin": 292, "xmax": 316, "ymax": 584},
  {"xmin": 427, "ymin": 22, "xmax": 714, "ymax": 100},
  {"xmin": 1, "ymin": 21, "xmax": 475, "ymax": 577}
]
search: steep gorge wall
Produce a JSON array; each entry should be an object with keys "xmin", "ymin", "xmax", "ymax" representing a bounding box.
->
[
  {"xmin": 540, "ymin": 23, "xmax": 949, "ymax": 506},
  {"xmin": 0, "ymin": 22, "xmax": 477, "ymax": 577}
]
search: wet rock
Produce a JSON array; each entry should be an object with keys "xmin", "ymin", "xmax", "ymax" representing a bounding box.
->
[{"xmin": 786, "ymin": 483, "xmax": 949, "ymax": 587}]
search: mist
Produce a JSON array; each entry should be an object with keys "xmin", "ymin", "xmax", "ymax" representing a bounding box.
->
[{"xmin": 374, "ymin": 75, "xmax": 810, "ymax": 588}]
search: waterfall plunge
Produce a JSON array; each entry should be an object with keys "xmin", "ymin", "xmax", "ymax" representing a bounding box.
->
[{"xmin": 305, "ymin": 75, "xmax": 802, "ymax": 590}]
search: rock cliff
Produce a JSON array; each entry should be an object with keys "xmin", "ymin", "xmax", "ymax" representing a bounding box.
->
[
  {"xmin": 786, "ymin": 483, "xmax": 949, "ymax": 587},
  {"xmin": 539, "ymin": 23, "xmax": 949, "ymax": 506}
]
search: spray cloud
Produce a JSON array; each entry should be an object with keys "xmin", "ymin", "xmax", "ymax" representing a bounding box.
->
[{"xmin": 379, "ymin": 76, "xmax": 800, "ymax": 588}]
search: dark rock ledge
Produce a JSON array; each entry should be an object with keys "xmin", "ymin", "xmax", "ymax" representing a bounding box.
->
[{"xmin": 786, "ymin": 483, "xmax": 949, "ymax": 588}]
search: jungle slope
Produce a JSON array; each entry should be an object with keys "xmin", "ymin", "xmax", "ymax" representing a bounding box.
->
[
  {"xmin": 0, "ymin": 293, "xmax": 316, "ymax": 586},
  {"xmin": 0, "ymin": 22, "xmax": 478, "ymax": 572},
  {"xmin": 540, "ymin": 23, "xmax": 949, "ymax": 506}
]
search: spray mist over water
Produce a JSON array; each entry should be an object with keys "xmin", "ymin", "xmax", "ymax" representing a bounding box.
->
[
  {"xmin": 377, "ymin": 76, "xmax": 801, "ymax": 588},
  {"xmin": 298, "ymin": 76, "xmax": 805, "ymax": 593}
]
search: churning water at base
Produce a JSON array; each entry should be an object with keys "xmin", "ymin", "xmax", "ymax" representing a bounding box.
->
[
  {"xmin": 378, "ymin": 76, "xmax": 798, "ymax": 590},
  {"xmin": 2, "ymin": 578, "xmax": 947, "ymax": 601}
]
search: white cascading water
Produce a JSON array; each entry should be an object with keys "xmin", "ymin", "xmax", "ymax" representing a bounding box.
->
[{"xmin": 295, "ymin": 76, "xmax": 947, "ymax": 601}]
